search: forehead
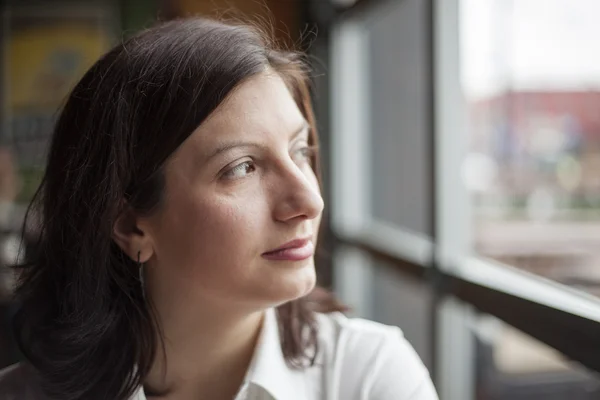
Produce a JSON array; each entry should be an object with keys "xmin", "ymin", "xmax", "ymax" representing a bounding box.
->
[{"xmin": 192, "ymin": 72, "xmax": 306, "ymax": 145}]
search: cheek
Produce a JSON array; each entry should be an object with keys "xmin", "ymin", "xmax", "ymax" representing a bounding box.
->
[{"xmin": 154, "ymin": 188, "xmax": 267, "ymax": 274}]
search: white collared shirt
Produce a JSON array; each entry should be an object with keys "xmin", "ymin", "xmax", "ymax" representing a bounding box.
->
[{"xmin": 131, "ymin": 309, "xmax": 438, "ymax": 400}]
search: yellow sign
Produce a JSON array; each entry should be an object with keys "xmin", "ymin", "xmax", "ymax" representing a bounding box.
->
[{"xmin": 8, "ymin": 23, "xmax": 110, "ymax": 111}]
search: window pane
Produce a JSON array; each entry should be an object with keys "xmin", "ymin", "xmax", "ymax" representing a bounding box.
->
[
  {"xmin": 371, "ymin": 260, "xmax": 433, "ymax": 369},
  {"xmin": 474, "ymin": 315, "xmax": 600, "ymax": 400},
  {"xmin": 333, "ymin": 246, "xmax": 434, "ymax": 371},
  {"xmin": 461, "ymin": 0, "xmax": 600, "ymax": 297},
  {"xmin": 367, "ymin": 0, "xmax": 432, "ymax": 235}
]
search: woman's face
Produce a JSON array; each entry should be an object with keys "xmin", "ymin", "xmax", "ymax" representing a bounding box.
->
[{"xmin": 139, "ymin": 72, "xmax": 323, "ymax": 311}]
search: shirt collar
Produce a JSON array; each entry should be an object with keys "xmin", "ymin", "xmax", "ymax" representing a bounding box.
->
[
  {"xmin": 131, "ymin": 308, "xmax": 309, "ymax": 400},
  {"xmin": 243, "ymin": 307, "xmax": 309, "ymax": 400}
]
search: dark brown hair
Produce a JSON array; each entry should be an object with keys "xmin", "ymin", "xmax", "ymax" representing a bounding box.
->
[{"xmin": 12, "ymin": 17, "xmax": 342, "ymax": 400}]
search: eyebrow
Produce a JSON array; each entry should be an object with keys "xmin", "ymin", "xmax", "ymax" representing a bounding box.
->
[{"xmin": 206, "ymin": 120, "xmax": 310, "ymax": 160}]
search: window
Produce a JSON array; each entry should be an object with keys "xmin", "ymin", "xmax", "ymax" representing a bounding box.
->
[
  {"xmin": 473, "ymin": 314, "xmax": 600, "ymax": 400},
  {"xmin": 331, "ymin": 0, "xmax": 433, "ymax": 267},
  {"xmin": 461, "ymin": 0, "xmax": 600, "ymax": 298},
  {"xmin": 329, "ymin": 0, "xmax": 600, "ymax": 399}
]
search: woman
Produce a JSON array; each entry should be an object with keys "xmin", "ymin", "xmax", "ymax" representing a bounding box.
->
[{"xmin": 0, "ymin": 17, "xmax": 438, "ymax": 400}]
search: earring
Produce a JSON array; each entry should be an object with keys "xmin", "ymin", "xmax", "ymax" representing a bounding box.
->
[{"xmin": 137, "ymin": 251, "xmax": 146, "ymax": 301}]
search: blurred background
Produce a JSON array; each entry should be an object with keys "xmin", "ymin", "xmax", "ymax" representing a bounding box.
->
[{"xmin": 1, "ymin": 0, "xmax": 600, "ymax": 399}]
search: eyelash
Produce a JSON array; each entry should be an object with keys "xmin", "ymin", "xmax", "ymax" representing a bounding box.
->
[
  {"xmin": 222, "ymin": 160, "xmax": 256, "ymax": 180},
  {"xmin": 221, "ymin": 146, "xmax": 317, "ymax": 181}
]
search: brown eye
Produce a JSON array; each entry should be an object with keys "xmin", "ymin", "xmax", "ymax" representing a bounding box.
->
[{"xmin": 223, "ymin": 160, "xmax": 256, "ymax": 179}]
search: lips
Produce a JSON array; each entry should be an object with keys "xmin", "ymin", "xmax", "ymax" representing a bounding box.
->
[{"xmin": 262, "ymin": 237, "xmax": 314, "ymax": 261}]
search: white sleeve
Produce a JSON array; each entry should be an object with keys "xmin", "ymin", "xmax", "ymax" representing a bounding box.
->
[{"xmin": 365, "ymin": 328, "xmax": 439, "ymax": 400}]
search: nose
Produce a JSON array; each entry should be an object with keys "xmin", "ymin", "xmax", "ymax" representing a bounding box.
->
[{"xmin": 272, "ymin": 162, "xmax": 324, "ymax": 223}]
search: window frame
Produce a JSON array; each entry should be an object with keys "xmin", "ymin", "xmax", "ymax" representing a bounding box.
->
[{"xmin": 322, "ymin": 0, "xmax": 600, "ymax": 397}]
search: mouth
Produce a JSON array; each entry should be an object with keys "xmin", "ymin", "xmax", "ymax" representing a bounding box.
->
[{"xmin": 262, "ymin": 237, "xmax": 314, "ymax": 261}]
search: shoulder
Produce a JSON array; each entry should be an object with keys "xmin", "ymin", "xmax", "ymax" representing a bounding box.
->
[
  {"xmin": 315, "ymin": 312, "xmax": 438, "ymax": 400},
  {"xmin": 0, "ymin": 363, "xmax": 49, "ymax": 400}
]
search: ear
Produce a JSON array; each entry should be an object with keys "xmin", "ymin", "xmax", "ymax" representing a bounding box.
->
[{"xmin": 112, "ymin": 207, "xmax": 154, "ymax": 263}]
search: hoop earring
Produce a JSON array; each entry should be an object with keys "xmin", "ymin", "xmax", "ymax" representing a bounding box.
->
[{"xmin": 137, "ymin": 251, "xmax": 146, "ymax": 301}]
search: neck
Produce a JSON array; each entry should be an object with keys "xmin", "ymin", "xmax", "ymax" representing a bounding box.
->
[{"xmin": 144, "ymin": 304, "xmax": 265, "ymax": 399}]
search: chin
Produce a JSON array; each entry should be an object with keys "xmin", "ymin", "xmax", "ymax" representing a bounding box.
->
[{"xmin": 265, "ymin": 263, "xmax": 317, "ymax": 305}]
